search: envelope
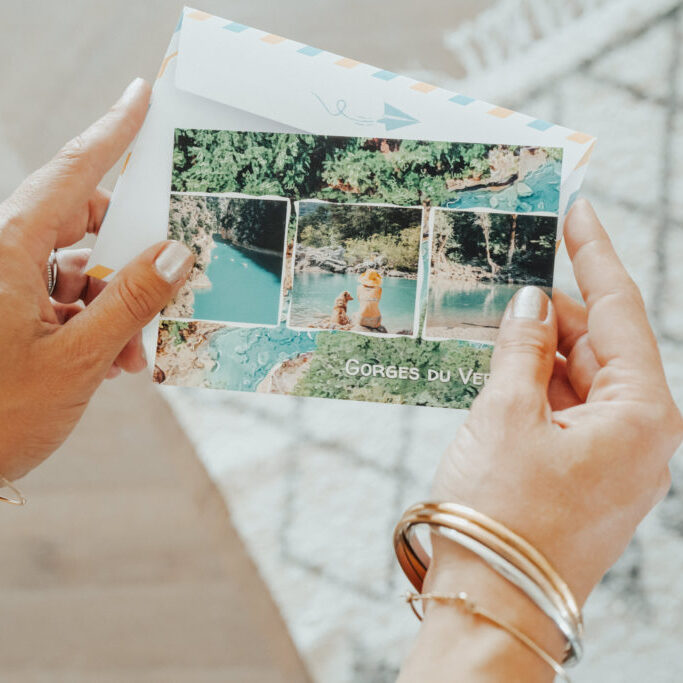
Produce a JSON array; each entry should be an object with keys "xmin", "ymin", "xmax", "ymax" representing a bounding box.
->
[{"xmin": 87, "ymin": 6, "xmax": 595, "ymax": 409}]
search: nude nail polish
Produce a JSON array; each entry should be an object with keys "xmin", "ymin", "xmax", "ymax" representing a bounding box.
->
[
  {"xmin": 510, "ymin": 286, "xmax": 548, "ymax": 321},
  {"xmin": 154, "ymin": 242, "xmax": 193, "ymax": 283}
]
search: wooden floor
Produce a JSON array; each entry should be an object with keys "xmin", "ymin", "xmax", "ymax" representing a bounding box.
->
[{"xmin": 0, "ymin": 373, "xmax": 311, "ymax": 682}]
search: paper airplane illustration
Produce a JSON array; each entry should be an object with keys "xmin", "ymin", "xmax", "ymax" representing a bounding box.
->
[
  {"xmin": 377, "ymin": 103, "xmax": 420, "ymax": 131},
  {"xmin": 313, "ymin": 93, "xmax": 420, "ymax": 132}
]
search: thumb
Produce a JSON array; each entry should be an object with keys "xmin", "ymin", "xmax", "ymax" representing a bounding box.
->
[
  {"xmin": 63, "ymin": 241, "xmax": 194, "ymax": 376},
  {"xmin": 484, "ymin": 285, "xmax": 557, "ymax": 407}
]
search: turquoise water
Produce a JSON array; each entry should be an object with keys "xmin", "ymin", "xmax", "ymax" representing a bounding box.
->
[
  {"xmin": 289, "ymin": 272, "xmax": 418, "ymax": 334},
  {"xmin": 206, "ymin": 325, "xmax": 318, "ymax": 391},
  {"xmin": 427, "ymin": 282, "xmax": 526, "ymax": 329},
  {"xmin": 193, "ymin": 237, "xmax": 283, "ymax": 325},
  {"xmin": 445, "ymin": 160, "xmax": 561, "ymax": 214}
]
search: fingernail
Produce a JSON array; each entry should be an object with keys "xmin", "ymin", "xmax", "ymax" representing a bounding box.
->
[
  {"xmin": 123, "ymin": 77, "xmax": 146, "ymax": 95},
  {"xmin": 119, "ymin": 77, "xmax": 149, "ymax": 105},
  {"xmin": 154, "ymin": 242, "xmax": 194, "ymax": 283},
  {"xmin": 510, "ymin": 286, "xmax": 548, "ymax": 321}
]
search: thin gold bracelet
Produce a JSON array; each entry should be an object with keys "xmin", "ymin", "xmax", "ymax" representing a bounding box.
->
[
  {"xmin": 403, "ymin": 506, "xmax": 580, "ymax": 635},
  {"xmin": 405, "ymin": 591, "xmax": 570, "ymax": 683},
  {"xmin": 394, "ymin": 502, "xmax": 583, "ymax": 665},
  {"xmin": 0, "ymin": 475, "xmax": 27, "ymax": 506}
]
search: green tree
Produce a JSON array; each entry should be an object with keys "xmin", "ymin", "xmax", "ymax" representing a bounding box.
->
[
  {"xmin": 221, "ymin": 197, "xmax": 288, "ymax": 252},
  {"xmin": 432, "ymin": 210, "xmax": 556, "ymax": 285},
  {"xmin": 171, "ymin": 130, "xmax": 502, "ymax": 209},
  {"xmin": 172, "ymin": 129, "xmax": 339, "ymax": 197}
]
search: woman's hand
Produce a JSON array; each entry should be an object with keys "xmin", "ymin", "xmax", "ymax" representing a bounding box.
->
[
  {"xmin": 400, "ymin": 200, "xmax": 683, "ymax": 682},
  {"xmin": 0, "ymin": 79, "xmax": 194, "ymax": 481}
]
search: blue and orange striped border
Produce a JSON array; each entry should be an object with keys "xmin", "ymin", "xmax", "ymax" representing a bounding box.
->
[{"xmin": 174, "ymin": 13, "xmax": 595, "ymax": 156}]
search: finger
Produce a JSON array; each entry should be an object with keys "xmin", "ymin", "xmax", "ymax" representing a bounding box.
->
[
  {"xmin": 52, "ymin": 301, "xmax": 145, "ymax": 373},
  {"xmin": 564, "ymin": 200, "xmax": 662, "ymax": 376},
  {"xmin": 553, "ymin": 290, "xmax": 588, "ymax": 358},
  {"xmin": 87, "ymin": 187, "xmax": 111, "ymax": 235},
  {"xmin": 51, "ymin": 248, "xmax": 107, "ymax": 305},
  {"xmin": 483, "ymin": 286, "xmax": 557, "ymax": 416},
  {"xmin": 50, "ymin": 249, "xmax": 95, "ymax": 303},
  {"xmin": 52, "ymin": 248, "xmax": 145, "ymax": 373},
  {"xmin": 114, "ymin": 332, "xmax": 147, "ymax": 374},
  {"xmin": 548, "ymin": 356, "xmax": 582, "ymax": 411},
  {"xmin": 52, "ymin": 300, "xmax": 85, "ymax": 324},
  {"xmin": 105, "ymin": 364, "xmax": 122, "ymax": 380},
  {"xmin": 3, "ymin": 79, "xmax": 150, "ymax": 262},
  {"xmin": 553, "ymin": 289, "xmax": 600, "ymax": 400},
  {"xmin": 60, "ymin": 241, "xmax": 193, "ymax": 384}
]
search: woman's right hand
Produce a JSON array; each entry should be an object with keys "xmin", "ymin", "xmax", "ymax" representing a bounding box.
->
[{"xmin": 400, "ymin": 199, "xmax": 683, "ymax": 682}]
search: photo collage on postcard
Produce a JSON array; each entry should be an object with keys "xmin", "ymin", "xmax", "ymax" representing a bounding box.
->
[{"xmin": 155, "ymin": 129, "xmax": 562, "ymax": 408}]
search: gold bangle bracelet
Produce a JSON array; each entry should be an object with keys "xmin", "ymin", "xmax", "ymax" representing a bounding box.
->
[
  {"xmin": 438, "ymin": 502, "xmax": 581, "ymax": 628},
  {"xmin": 395, "ymin": 502, "xmax": 582, "ymax": 624},
  {"xmin": 404, "ymin": 591, "xmax": 571, "ymax": 683},
  {"xmin": 399, "ymin": 507, "xmax": 578, "ymax": 634},
  {"xmin": 0, "ymin": 475, "xmax": 26, "ymax": 506},
  {"xmin": 394, "ymin": 502, "xmax": 583, "ymax": 665},
  {"xmin": 399, "ymin": 502, "xmax": 581, "ymax": 626},
  {"xmin": 399, "ymin": 503, "xmax": 583, "ymax": 642},
  {"xmin": 397, "ymin": 516, "xmax": 581, "ymax": 663}
]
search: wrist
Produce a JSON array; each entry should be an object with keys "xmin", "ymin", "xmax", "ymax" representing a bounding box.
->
[
  {"xmin": 432, "ymin": 539, "xmax": 564, "ymax": 677},
  {"xmin": 399, "ymin": 538, "xmax": 564, "ymax": 683}
]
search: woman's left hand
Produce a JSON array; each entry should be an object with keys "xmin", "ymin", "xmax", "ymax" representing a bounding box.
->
[{"xmin": 0, "ymin": 78, "xmax": 194, "ymax": 480}]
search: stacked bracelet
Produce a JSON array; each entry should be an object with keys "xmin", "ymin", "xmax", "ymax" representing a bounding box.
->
[{"xmin": 393, "ymin": 502, "xmax": 583, "ymax": 666}]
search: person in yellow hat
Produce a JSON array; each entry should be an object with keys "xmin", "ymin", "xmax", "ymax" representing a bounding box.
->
[{"xmin": 357, "ymin": 269, "xmax": 383, "ymax": 329}]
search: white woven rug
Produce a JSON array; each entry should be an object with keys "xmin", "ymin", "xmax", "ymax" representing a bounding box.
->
[{"xmin": 163, "ymin": 1, "xmax": 683, "ymax": 680}]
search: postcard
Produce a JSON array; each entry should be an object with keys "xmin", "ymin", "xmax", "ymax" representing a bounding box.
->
[
  {"xmin": 154, "ymin": 128, "xmax": 563, "ymax": 408},
  {"xmin": 86, "ymin": 7, "xmax": 595, "ymax": 410}
]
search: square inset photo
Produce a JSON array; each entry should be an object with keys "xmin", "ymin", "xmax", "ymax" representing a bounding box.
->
[
  {"xmin": 424, "ymin": 208, "xmax": 557, "ymax": 342},
  {"xmin": 163, "ymin": 194, "xmax": 289, "ymax": 326},
  {"xmin": 288, "ymin": 202, "xmax": 423, "ymax": 337}
]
